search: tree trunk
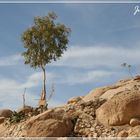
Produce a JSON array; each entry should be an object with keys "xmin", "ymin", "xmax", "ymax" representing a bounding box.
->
[
  {"xmin": 42, "ymin": 67, "xmax": 46, "ymax": 100},
  {"xmin": 39, "ymin": 66, "xmax": 47, "ymax": 109}
]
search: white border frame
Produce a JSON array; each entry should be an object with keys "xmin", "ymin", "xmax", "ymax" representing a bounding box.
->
[
  {"xmin": 0, "ymin": 0, "xmax": 139, "ymax": 139},
  {"xmin": 0, "ymin": 0, "xmax": 139, "ymax": 4}
]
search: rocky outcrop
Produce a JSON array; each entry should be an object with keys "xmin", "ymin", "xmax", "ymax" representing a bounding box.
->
[
  {"xmin": 0, "ymin": 109, "xmax": 13, "ymax": 118},
  {"xmin": 1, "ymin": 76, "xmax": 140, "ymax": 137},
  {"xmin": 117, "ymin": 130, "xmax": 128, "ymax": 137},
  {"xmin": 25, "ymin": 107, "xmax": 74, "ymax": 137},
  {"xmin": 0, "ymin": 117, "xmax": 5, "ymax": 124},
  {"xmin": 84, "ymin": 76, "xmax": 140, "ymax": 102},
  {"xmin": 26, "ymin": 119, "xmax": 73, "ymax": 137},
  {"xmin": 83, "ymin": 86, "xmax": 111, "ymax": 102},
  {"xmin": 130, "ymin": 118, "xmax": 140, "ymax": 127},
  {"xmin": 67, "ymin": 96, "xmax": 83, "ymax": 104},
  {"xmin": 96, "ymin": 90, "xmax": 140, "ymax": 126},
  {"xmin": 128, "ymin": 126, "xmax": 140, "ymax": 137}
]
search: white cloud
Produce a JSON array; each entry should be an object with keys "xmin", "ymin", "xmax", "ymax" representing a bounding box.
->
[
  {"xmin": 0, "ymin": 78, "xmax": 38, "ymax": 110},
  {"xmin": 0, "ymin": 54, "xmax": 22, "ymax": 66},
  {"xmin": 0, "ymin": 67, "xmax": 112, "ymax": 109},
  {"xmin": 0, "ymin": 71, "xmax": 57, "ymax": 110},
  {"xmin": 50, "ymin": 45, "xmax": 140, "ymax": 69},
  {"xmin": 58, "ymin": 70, "xmax": 113, "ymax": 85},
  {"xmin": 0, "ymin": 45, "xmax": 139, "ymax": 109},
  {"xmin": 21, "ymin": 71, "xmax": 57, "ymax": 89},
  {"xmin": 48, "ymin": 45, "xmax": 140, "ymax": 85}
]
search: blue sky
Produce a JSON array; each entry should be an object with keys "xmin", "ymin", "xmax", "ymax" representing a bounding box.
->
[{"xmin": 0, "ymin": 3, "xmax": 140, "ymax": 110}]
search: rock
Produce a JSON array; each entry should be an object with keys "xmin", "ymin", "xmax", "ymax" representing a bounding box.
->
[
  {"xmin": 130, "ymin": 118, "xmax": 140, "ymax": 127},
  {"xmin": 117, "ymin": 131, "xmax": 128, "ymax": 137},
  {"xmin": 96, "ymin": 91, "xmax": 140, "ymax": 126},
  {"xmin": 2, "ymin": 76, "xmax": 140, "ymax": 137},
  {"xmin": 26, "ymin": 108, "xmax": 65, "ymax": 126},
  {"xmin": 67, "ymin": 96, "xmax": 83, "ymax": 104},
  {"xmin": 93, "ymin": 133, "xmax": 98, "ymax": 137},
  {"xmin": 84, "ymin": 76, "xmax": 140, "ymax": 103},
  {"xmin": 83, "ymin": 86, "xmax": 111, "ymax": 102},
  {"xmin": 100, "ymin": 85, "xmax": 132, "ymax": 100},
  {"xmin": 128, "ymin": 126, "xmax": 140, "ymax": 137},
  {"xmin": 25, "ymin": 107, "xmax": 74, "ymax": 137},
  {"xmin": 26, "ymin": 118, "xmax": 73, "ymax": 137},
  {"xmin": 116, "ymin": 78, "xmax": 131, "ymax": 86},
  {"xmin": 0, "ymin": 117, "xmax": 5, "ymax": 124},
  {"xmin": 134, "ymin": 75, "xmax": 140, "ymax": 81},
  {"xmin": 17, "ymin": 106, "xmax": 33, "ymax": 114},
  {"xmin": 0, "ymin": 109, "xmax": 13, "ymax": 118},
  {"xmin": 90, "ymin": 127, "xmax": 95, "ymax": 132}
]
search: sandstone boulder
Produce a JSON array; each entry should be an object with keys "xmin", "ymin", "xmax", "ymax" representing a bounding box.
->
[
  {"xmin": 68, "ymin": 96, "xmax": 83, "ymax": 104},
  {"xmin": 100, "ymin": 85, "xmax": 131, "ymax": 100},
  {"xmin": 0, "ymin": 109, "xmax": 13, "ymax": 118},
  {"xmin": 84, "ymin": 77, "xmax": 140, "ymax": 103},
  {"xmin": 83, "ymin": 86, "xmax": 111, "ymax": 102},
  {"xmin": 0, "ymin": 117, "xmax": 5, "ymax": 124},
  {"xmin": 25, "ymin": 107, "xmax": 74, "ymax": 137},
  {"xmin": 117, "ymin": 130, "xmax": 128, "ymax": 137},
  {"xmin": 26, "ymin": 107, "xmax": 65, "ymax": 126},
  {"xmin": 130, "ymin": 118, "xmax": 140, "ymax": 127},
  {"xmin": 96, "ymin": 91, "xmax": 140, "ymax": 126},
  {"xmin": 26, "ymin": 119, "xmax": 73, "ymax": 137},
  {"xmin": 134, "ymin": 75, "xmax": 140, "ymax": 81}
]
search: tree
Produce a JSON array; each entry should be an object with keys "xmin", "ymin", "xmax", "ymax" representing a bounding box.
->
[
  {"xmin": 21, "ymin": 12, "xmax": 71, "ymax": 109},
  {"xmin": 121, "ymin": 63, "xmax": 133, "ymax": 78}
]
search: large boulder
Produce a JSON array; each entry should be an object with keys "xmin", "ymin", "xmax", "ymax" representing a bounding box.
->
[
  {"xmin": 100, "ymin": 84, "xmax": 135, "ymax": 100},
  {"xmin": 25, "ymin": 107, "xmax": 74, "ymax": 137},
  {"xmin": 130, "ymin": 118, "xmax": 140, "ymax": 127},
  {"xmin": 96, "ymin": 91, "xmax": 140, "ymax": 126},
  {"xmin": 0, "ymin": 109, "xmax": 13, "ymax": 118},
  {"xmin": 26, "ymin": 119, "xmax": 73, "ymax": 137},
  {"xmin": 117, "ymin": 130, "xmax": 128, "ymax": 137},
  {"xmin": 0, "ymin": 117, "xmax": 5, "ymax": 124},
  {"xmin": 83, "ymin": 86, "xmax": 111, "ymax": 102},
  {"xmin": 84, "ymin": 77, "xmax": 140, "ymax": 102}
]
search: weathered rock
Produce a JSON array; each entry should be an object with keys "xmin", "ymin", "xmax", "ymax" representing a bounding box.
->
[
  {"xmin": 26, "ymin": 108, "xmax": 65, "ymax": 126},
  {"xmin": 1, "ymin": 76, "xmax": 140, "ymax": 137},
  {"xmin": 130, "ymin": 118, "xmax": 140, "ymax": 127},
  {"xmin": 128, "ymin": 126, "xmax": 140, "ymax": 137},
  {"xmin": 0, "ymin": 117, "xmax": 5, "ymax": 124},
  {"xmin": 83, "ymin": 86, "xmax": 111, "ymax": 102},
  {"xmin": 17, "ymin": 106, "xmax": 33, "ymax": 114},
  {"xmin": 25, "ymin": 107, "xmax": 74, "ymax": 137},
  {"xmin": 67, "ymin": 96, "xmax": 83, "ymax": 104},
  {"xmin": 100, "ymin": 88, "xmax": 121, "ymax": 100},
  {"xmin": 26, "ymin": 118, "xmax": 73, "ymax": 137},
  {"xmin": 116, "ymin": 79, "xmax": 131, "ymax": 85},
  {"xmin": 134, "ymin": 75, "xmax": 140, "ymax": 81},
  {"xmin": 117, "ymin": 130, "xmax": 128, "ymax": 137},
  {"xmin": 0, "ymin": 109, "xmax": 13, "ymax": 118},
  {"xmin": 96, "ymin": 91, "xmax": 140, "ymax": 126},
  {"xmin": 85, "ymin": 76, "xmax": 140, "ymax": 103}
]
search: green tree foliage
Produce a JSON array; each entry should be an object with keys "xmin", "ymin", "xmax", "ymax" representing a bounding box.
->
[{"xmin": 21, "ymin": 12, "xmax": 71, "ymax": 108}]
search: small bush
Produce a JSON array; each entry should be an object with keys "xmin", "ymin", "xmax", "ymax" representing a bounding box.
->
[{"xmin": 9, "ymin": 111, "xmax": 25, "ymax": 124}]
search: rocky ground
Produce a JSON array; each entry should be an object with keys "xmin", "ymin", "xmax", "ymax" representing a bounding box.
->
[{"xmin": 1, "ymin": 76, "xmax": 140, "ymax": 137}]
